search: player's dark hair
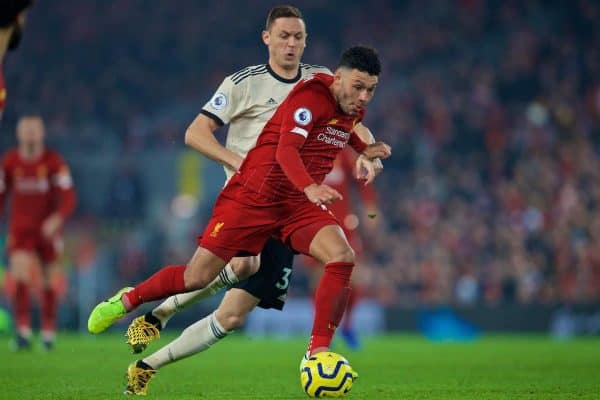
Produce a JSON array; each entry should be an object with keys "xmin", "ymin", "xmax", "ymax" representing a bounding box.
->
[
  {"xmin": 265, "ymin": 5, "xmax": 303, "ymax": 31},
  {"xmin": 0, "ymin": 0, "xmax": 33, "ymax": 27},
  {"xmin": 338, "ymin": 46, "xmax": 381, "ymax": 76}
]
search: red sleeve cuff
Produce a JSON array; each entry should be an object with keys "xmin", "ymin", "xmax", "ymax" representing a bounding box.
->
[
  {"xmin": 349, "ymin": 132, "xmax": 368, "ymax": 154},
  {"xmin": 294, "ymin": 175, "xmax": 316, "ymax": 191}
]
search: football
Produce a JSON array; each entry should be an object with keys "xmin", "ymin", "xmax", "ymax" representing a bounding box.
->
[{"xmin": 300, "ymin": 352, "xmax": 357, "ymax": 398}]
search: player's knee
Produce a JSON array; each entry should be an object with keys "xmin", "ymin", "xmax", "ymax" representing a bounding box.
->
[
  {"xmin": 329, "ymin": 246, "xmax": 355, "ymax": 264},
  {"xmin": 10, "ymin": 253, "xmax": 34, "ymax": 282},
  {"xmin": 230, "ymin": 257, "xmax": 259, "ymax": 280},
  {"xmin": 11, "ymin": 268, "xmax": 29, "ymax": 283},
  {"xmin": 10, "ymin": 264, "xmax": 27, "ymax": 282},
  {"xmin": 183, "ymin": 268, "xmax": 213, "ymax": 290},
  {"xmin": 220, "ymin": 311, "xmax": 247, "ymax": 331},
  {"xmin": 42, "ymin": 263, "xmax": 61, "ymax": 287}
]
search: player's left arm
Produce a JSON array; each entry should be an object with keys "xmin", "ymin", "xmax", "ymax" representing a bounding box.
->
[
  {"xmin": 346, "ymin": 108, "xmax": 391, "ymax": 161},
  {"xmin": 354, "ymin": 122, "xmax": 383, "ymax": 176},
  {"xmin": 43, "ymin": 153, "xmax": 77, "ymax": 238},
  {"xmin": 347, "ymin": 130, "xmax": 391, "ymax": 172},
  {"xmin": 353, "ymin": 123, "xmax": 376, "ymax": 145}
]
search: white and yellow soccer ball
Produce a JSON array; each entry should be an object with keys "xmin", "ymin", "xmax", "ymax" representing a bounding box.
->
[{"xmin": 300, "ymin": 352, "xmax": 357, "ymax": 398}]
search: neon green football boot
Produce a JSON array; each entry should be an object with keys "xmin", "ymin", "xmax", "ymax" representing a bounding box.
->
[{"xmin": 87, "ymin": 287, "xmax": 132, "ymax": 334}]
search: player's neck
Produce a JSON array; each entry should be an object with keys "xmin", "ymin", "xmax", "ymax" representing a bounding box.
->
[
  {"xmin": 329, "ymin": 84, "xmax": 343, "ymax": 114},
  {"xmin": 267, "ymin": 60, "xmax": 300, "ymax": 81},
  {"xmin": 18, "ymin": 145, "xmax": 44, "ymax": 160}
]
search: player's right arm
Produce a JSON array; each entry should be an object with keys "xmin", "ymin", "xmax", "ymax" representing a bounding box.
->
[
  {"xmin": 184, "ymin": 74, "xmax": 249, "ymax": 172},
  {"xmin": 275, "ymin": 85, "xmax": 342, "ymax": 205},
  {"xmin": 184, "ymin": 114, "xmax": 243, "ymax": 172}
]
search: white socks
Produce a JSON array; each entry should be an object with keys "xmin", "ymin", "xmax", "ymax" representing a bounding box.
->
[
  {"xmin": 151, "ymin": 263, "xmax": 239, "ymax": 328},
  {"xmin": 143, "ymin": 312, "xmax": 229, "ymax": 369}
]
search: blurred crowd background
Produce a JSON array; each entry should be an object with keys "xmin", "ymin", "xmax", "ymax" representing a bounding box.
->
[{"xmin": 1, "ymin": 0, "xmax": 600, "ymax": 329}]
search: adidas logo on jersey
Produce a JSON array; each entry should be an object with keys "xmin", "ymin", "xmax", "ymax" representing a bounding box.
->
[{"xmin": 266, "ymin": 98, "xmax": 277, "ymax": 105}]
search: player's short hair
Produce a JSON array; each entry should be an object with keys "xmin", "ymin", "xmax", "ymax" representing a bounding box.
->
[
  {"xmin": 17, "ymin": 114, "xmax": 44, "ymax": 127},
  {"xmin": 0, "ymin": 0, "xmax": 33, "ymax": 28},
  {"xmin": 338, "ymin": 46, "xmax": 381, "ymax": 76},
  {"xmin": 265, "ymin": 5, "xmax": 303, "ymax": 31}
]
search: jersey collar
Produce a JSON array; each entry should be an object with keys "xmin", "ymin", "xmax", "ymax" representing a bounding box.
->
[{"xmin": 266, "ymin": 63, "xmax": 302, "ymax": 84}]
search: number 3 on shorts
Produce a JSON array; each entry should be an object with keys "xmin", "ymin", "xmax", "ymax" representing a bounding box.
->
[{"xmin": 275, "ymin": 267, "xmax": 292, "ymax": 290}]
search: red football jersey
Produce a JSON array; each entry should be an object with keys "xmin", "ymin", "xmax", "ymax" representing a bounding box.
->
[
  {"xmin": 0, "ymin": 148, "xmax": 76, "ymax": 232},
  {"xmin": 236, "ymin": 73, "xmax": 367, "ymax": 201}
]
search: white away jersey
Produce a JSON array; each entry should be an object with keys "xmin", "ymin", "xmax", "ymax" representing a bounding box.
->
[{"xmin": 200, "ymin": 63, "xmax": 331, "ymax": 179}]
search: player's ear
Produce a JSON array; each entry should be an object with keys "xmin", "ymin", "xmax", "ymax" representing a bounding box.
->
[
  {"xmin": 262, "ymin": 30, "xmax": 270, "ymax": 46},
  {"xmin": 334, "ymin": 68, "xmax": 344, "ymax": 82}
]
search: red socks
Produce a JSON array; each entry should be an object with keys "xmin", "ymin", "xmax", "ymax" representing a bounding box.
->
[
  {"xmin": 122, "ymin": 265, "xmax": 186, "ymax": 310},
  {"xmin": 14, "ymin": 284, "xmax": 58, "ymax": 334},
  {"xmin": 308, "ymin": 261, "xmax": 353, "ymax": 354},
  {"xmin": 41, "ymin": 287, "xmax": 57, "ymax": 333},
  {"xmin": 14, "ymin": 281, "xmax": 31, "ymax": 333}
]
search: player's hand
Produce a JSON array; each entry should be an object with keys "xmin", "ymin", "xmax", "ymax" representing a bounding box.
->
[
  {"xmin": 229, "ymin": 154, "xmax": 244, "ymax": 171},
  {"xmin": 355, "ymin": 155, "xmax": 383, "ymax": 185},
  {"xmin": 41, "ymin": 213, "xmax": 63, "ymax": 239},
  {"xmin": 362, "ymin": 142, "xmax": 391, "ymax": 160},
  {"xmin": 303, "ymin": 183, "xmax": 343, "ymax": 205},
  {"xmin": 355, "ymin": 155, "xmax": 375, "ymax": 184}
]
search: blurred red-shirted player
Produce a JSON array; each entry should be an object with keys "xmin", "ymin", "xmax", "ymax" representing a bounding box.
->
[
  {"xmin": 0, "ymin": 115, "xmax": 76, "ymax": 350},
  {"xmin": 304, "ymin": 147, "xmax": 380, "ymax": 349}
]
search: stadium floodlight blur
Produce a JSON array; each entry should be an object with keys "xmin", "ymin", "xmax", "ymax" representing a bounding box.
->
[{"xmin": 0, "ymin": 1, "xmax": 599, "ymax": 337}]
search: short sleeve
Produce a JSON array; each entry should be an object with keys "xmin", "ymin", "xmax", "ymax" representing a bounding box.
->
[
  {"xmin": 279, "ymin": 82, "xmax": 331, "ymax": 140},
  {"xmin": 200, "ymin": 74, "xmax": 249, "ymax": 126}
]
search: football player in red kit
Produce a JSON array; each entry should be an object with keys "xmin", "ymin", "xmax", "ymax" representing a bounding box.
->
[
  {"xmin": 88, "ymin": 47, "xmax": 390, "ymax": 365},
  {"xmin": 0, "ymin": 0, "xmax": 33, "ymax": 120},
  {"xmin": 0, "ymin": 115, "xmax": 76, "ymax": 350}
]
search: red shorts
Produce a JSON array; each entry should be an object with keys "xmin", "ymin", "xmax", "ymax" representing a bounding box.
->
[
  {"xmin": 7, "ymin": 230, "xmax": 62, "ymax": 264},
  {"xmin": 198, "ymin": 181, "xmax": 341, "ymax": 261}
]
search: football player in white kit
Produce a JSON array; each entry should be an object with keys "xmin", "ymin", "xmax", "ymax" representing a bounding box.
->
[{"xmin": 123, "ymin": 5, "xmax": 382, "ymax": 395}]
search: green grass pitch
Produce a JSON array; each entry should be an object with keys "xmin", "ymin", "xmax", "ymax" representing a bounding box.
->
[{"xmin": 0, "ymin": 333, "xmax": 599, "ymax": 399}]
